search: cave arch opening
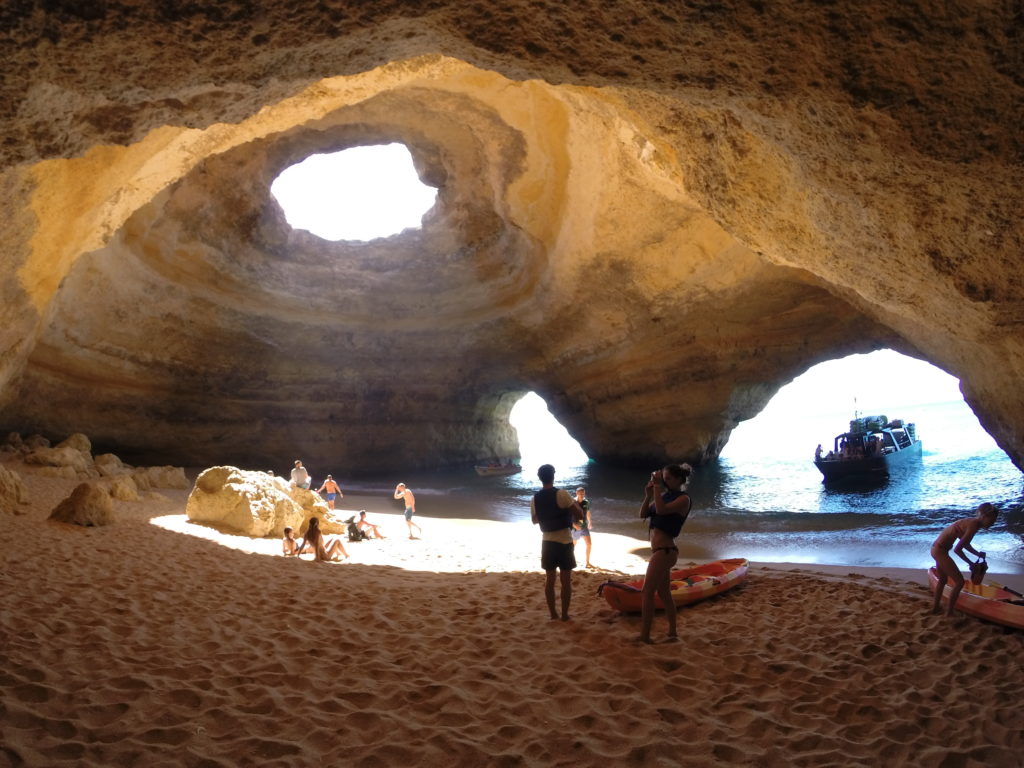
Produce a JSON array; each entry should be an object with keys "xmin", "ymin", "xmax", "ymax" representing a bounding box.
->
[
  {"xmin": 509, "ymin": 392, "xmax": 588, "ymax": 468},
  {"xmin": 721, "ymin": 349, "xmax": 1011, "ymax": 467},
  {"xmin": 270, "ymin": 143, "xmax": 438, "ymax": 241}
]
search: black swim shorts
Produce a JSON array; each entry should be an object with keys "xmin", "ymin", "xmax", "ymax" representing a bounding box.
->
[{"xmin": 541, "ymin": 540, "xmax": 576, "ymax": 571}]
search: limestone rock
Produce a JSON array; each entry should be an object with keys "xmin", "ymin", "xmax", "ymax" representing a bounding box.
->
[
  {"xmin": 50, "ymin": 483, "xmax": 115, "ymax": 527},
  {"xmin": 56, "ymin": 433, "xmax": 92, "ymax": 454},
  {"xmin": 106, "ymin": 475, "xmax": 140, "ymax": 502},
  {"xmin": 95, "ymin": 453, "xmax": 131, "ymax": 477},
  {"xmin": 35, "ymin": 466, "xmax": 79, "ymax": 480},
  {"xmin": 0, "ymin": 465, "xmax": 29, "ymax": 511},
  {"xmin": 0, "ymin": 3, "xmax": 1021, "ymax": 473},
  {"xmin": 23, "ymin": 435, "xmax": 51, "ymax": 451},
  {"xmin": 133, "ymin": 466, "xmax": 189, "ymax": 490},
  {"xmin": 186, "ymin": 466, "xmax": 316, "ymax": 537},
  {"xmin": 25, "ymin": 445, "xmax": 93, "ymax": 474}
]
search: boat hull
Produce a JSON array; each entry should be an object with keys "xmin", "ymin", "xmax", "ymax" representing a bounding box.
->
[
  {"xmin": 474, "ymin": 465, "xmax": 521, "ymax": 477},
  {"xmin": 928, "ymin": 567, "xmax": 1024, "ymax": 630},
  {"xmin": 815, "ymin": 440, "xmax": 921, "ymax": 482},
  {"xmin": 598, "ymin": 558, "xmax": 749, "ymax": 613}
]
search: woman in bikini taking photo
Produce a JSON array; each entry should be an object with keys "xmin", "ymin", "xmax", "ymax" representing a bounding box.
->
[{"xmin": 638, "ymin": 463, "xmax": 693, "ymax": 644}]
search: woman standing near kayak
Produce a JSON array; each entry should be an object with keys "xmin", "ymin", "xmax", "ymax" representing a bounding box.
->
[{"xmin": 638, "ymin": 464, "xmax": 693, "ymax": 644}]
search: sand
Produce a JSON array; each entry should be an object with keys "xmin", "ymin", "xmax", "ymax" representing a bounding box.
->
[{"xmin": 2, "ymin": 463, "xmax": 1023, "ymax": 767}]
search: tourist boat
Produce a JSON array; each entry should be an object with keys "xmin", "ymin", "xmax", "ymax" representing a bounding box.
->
[
  {"xmin": 813, "ymin": 414, "xmax": 921, "ymax": 483},
  {"xmin": 928, "ymin": 568, "xmax": 1024, "ymax": 630},
  {"xmin": 597, "ymin": 558, "xmax": 749, "ymax": 612},
  {"xmin": 473, "ymin": 462, "xmax": 522, "ymax": 477}
]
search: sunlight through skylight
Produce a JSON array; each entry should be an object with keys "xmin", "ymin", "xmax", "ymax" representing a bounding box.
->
[{"xmin": 271, "ymin": 144, "xmax": 437, "ymax": 242}]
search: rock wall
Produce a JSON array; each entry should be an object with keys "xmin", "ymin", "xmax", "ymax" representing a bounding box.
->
[{"xmin": 0, "ymin": 2, "xmax": 1020, "ymax": 471}]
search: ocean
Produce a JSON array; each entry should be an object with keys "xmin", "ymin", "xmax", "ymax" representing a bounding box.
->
[{"xmin": 340, "ymin": 399, "xmax": 1024, "ymax": 574}]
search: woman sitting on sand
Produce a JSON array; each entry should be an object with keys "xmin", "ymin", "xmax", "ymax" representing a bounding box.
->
[
  {"xmin": 638, "ymin": 464, "xmax": 693, "ymax": 644},
  {"xmin": 294, "ymin": 517, "xmax": 349, "ymax": 562}
]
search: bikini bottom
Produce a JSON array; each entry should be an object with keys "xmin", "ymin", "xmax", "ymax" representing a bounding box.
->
[{"xmin": 652, "ymin": 546, "xmax": 678, "ymax": 554}]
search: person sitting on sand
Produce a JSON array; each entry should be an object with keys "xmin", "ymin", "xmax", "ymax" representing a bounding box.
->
[
  {"xmin": 294, "ymin": 516, "xmax": 348, "ymax": 562},
  {"xmin": 317, "ymin": 474, "xmax": 344, "ymax": 510},
  {"xmin": 290, "ymin": 460, "xmax": 311, "ymax": 490},
  {"xmin": 357, "ymin": 510, "xmax": 385, "ymax": 539},
  {"xmin": 638, "ymin": 464, "xmax": 693, "ymax": 644},
  {"xmin": 282, "ymin": 526, "xmax": 299, "ymax": 556},
  {"xmin": 571, "ymin": 486, "xmax": 593, "ymax": 568},
  {"xmin": 394, "ymin": 483, "xmax": 422, "ymax": 539},
  {"xmin": 531, "ymin": 464, "xmax": 585, "ymax": 621},
  {"xmin": 930, "ymin": 502, "xmax": 999, "ymax": 618}
]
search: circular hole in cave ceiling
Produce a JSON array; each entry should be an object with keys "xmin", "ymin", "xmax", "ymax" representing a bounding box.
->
[{"xmin": 270, "ymin": 143, "xmax": 438, "ymax": 242}]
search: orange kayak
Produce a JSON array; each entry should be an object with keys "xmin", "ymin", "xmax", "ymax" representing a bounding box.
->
[
  {"xmin": 598, "ymin": 558, "xmax": 749, "ymax": 613},
  {"xmin": 928, "ymin": 567, "xmax": 1024, "ymax": 630}
]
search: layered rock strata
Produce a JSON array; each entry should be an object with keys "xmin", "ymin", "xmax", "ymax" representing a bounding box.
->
[{"xmin": 0, "ymin": 3, "xmax": 1020, "ymax": 471}]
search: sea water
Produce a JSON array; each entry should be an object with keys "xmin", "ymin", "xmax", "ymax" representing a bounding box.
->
[{"xmin": 341, "ymin": 400, "xmax": 1024, "ymax": 573}]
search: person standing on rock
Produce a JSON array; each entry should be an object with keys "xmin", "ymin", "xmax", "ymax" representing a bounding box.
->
[
  {"xmin": 290, "ymin": 460, "xmax": 311, "ymax": 490},
  {"xmin": 317, "ymin": 474, "xmax": 344, "ymax": 510},
  {"xmin": 531, "ymin": 464, "xmax": 585, "ymax": 621},
  {"xmin": 393, "ymin": 482, "xmax": 422, "ymax": 539}
]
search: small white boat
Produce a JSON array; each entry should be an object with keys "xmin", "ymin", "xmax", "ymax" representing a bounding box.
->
[{"xmin": 474, "ymin": 463, "xmax": 522, "ymax": 477}]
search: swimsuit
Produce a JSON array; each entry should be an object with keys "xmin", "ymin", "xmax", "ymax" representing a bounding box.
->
[
  {"xmin": 648, "ymin": 490, "xmax": 690, "ymax": 538},
  {"xmin": 404, "ymin": 506, "xmax": 414, "ymax": 521},
  {"xmin": 541, "ymin": 540, "xmax": 576, "ymax": 571},
  {"xmin": 652, "ymin": 546, "xmax": 679, "ymax": 554},
  {"xmin": 326, "ymin": 493, "xmax": 337, "ymax": 501}
]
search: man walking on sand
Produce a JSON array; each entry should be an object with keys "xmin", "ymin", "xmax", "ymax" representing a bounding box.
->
[
  {"xmin": 394, "ymin": 482, "xmax": 422, "ymax": 539},
  {"xmin": 317, "ymin": 474, "xmax": 343, "ymax": 510},
  {"xmin": 531, "ymin": 464, "xmax": 585, "ymax": 621}
]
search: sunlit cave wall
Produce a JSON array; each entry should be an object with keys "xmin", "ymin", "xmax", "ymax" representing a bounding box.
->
[{"xmin": 0, "ymin": 2, "xmax": 1022, "ymax": 471}]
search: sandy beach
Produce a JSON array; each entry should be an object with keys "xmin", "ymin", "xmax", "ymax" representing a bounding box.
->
[{"xmin": 2, "ymin": 463, "xmax": 1022, "ymax": 767}]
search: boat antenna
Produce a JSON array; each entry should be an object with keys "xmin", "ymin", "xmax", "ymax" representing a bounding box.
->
[{"xmin": 853, "ymin": 396, "xmax": 859, "ymax": 419}]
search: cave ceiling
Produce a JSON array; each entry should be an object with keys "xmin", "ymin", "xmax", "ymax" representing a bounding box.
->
[{"xmin": 0, "ymin": 2, "xmax": 1021, "ymax": 473}]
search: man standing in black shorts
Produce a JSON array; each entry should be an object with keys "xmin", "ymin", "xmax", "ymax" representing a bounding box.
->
[{"xmin": 530, "ymin": 464, "xmax": 585, "ymax": 621}]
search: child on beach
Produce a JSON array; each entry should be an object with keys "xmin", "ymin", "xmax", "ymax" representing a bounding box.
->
[
  {"xmin": 930, "ymin": 502, "xmax": 999, "ymax": 618},
  {"xmin": 282, "ymin": 527, "xmax": 298, "ymax": 556}
]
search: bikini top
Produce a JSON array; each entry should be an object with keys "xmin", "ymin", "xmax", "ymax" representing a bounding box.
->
[{"xmin": 648, "ymin": 490, "xmax": 690, "ymax": 539}]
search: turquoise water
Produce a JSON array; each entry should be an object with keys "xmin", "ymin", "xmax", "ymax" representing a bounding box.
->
[{"xmin": 343, "ymin": 400, "xmax": 1024, "ymax": 573}]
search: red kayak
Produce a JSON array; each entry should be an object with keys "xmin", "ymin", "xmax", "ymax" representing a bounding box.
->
[
  {"xmin": 598, "ymin": 558, "xmax": 749, "ymax": 612},
  {"xmin": 928, "ymin": 567, "xmax": 1024, "ymax": 630}
]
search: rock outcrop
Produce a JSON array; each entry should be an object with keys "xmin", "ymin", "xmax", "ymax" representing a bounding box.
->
[
  {"xmin": 0, "ymin": 465, "xmax": 29, "ymax": 512},
  {"xmin": 185, "ymin": 466, "xmax": 339, "ymax": 538},
  {"xmin": 0, "ymin": 3, "xmax": 1020, "ymax": 472},
  {"xmin": 49, "ymin": 483, "xmax": 115, "ymax": 527}
]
